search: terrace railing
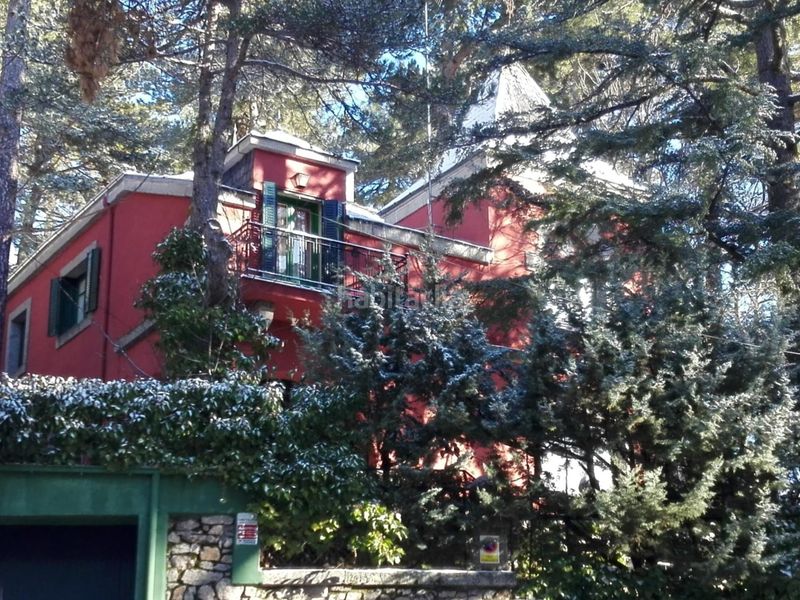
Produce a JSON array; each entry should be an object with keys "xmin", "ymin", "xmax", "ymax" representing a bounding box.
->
[{"xmin": 228, "ymin": 220, "xmax": 407, "ymax": 292}]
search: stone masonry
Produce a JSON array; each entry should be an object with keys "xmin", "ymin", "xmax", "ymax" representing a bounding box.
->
[
  {"xmin": 166, "ymin": 515, "xmax": 515, "ymax": 600},
  {"xmin": 167, "ymin": 516, "xmax": 237, "ymax": 600}
]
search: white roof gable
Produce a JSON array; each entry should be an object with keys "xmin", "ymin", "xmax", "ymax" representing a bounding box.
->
[
  {"xmin": 380, "ymin": 63, "xmax": 551, "ymax": 222},
  {"xmin": 380, "ymin": 63, "xmax": 634, "ymax": 224},
  {"xmin": 462, "ymin": 62, "xmax": 550, "ymax": 132}
]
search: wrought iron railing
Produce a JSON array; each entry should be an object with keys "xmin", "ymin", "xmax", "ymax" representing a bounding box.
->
[{"xmin": 228, "ymin": 220, "xmax": 407, "ymax": 291}]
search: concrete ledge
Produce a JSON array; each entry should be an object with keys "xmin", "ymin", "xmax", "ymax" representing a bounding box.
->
[
  {"xmin": 258, "ymin": 568, "xmax": 516, "ymax": 589},
  {"xmin": 347, "ymin": 219, "xmax": 494, "ymax": 265},
  {"xmin": 116, "ymin": 319, "xmax": 155, "ymax": 351}
]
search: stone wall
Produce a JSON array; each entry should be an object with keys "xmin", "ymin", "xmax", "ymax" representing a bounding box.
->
[
  {"xmin": 166, "ymin": 516, "xmax": 516, "ymax": 600},
  {"xmin": 167, "ymin": 516, "xmax": 237, "ymax": 600}
]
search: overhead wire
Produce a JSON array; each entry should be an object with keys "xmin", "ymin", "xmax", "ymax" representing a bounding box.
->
[{"xmin": 424, "ymin": 0, "xmax": 434, "ymax": 231}]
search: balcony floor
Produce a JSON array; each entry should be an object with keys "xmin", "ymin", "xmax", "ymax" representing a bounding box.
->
[{"xmin": 240, "ymin": 268, "xmax": 339, "ymax": 295}]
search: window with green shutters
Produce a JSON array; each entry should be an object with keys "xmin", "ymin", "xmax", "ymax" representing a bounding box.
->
[
  {"xmin": 48, "ymin": 247, "xmax": 101, "ymax": 339},
  {"xmin": 260, "ymin": 181, "xmax": 341, "ymax": 285}
]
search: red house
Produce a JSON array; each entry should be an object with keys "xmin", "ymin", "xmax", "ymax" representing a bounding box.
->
[{"xmin": 3, "ymin": 65, "xmax": 548, "ymax": 381}]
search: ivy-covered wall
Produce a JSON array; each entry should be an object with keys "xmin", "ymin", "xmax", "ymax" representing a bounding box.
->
[{"xmin": 0, "ymin": 374, "xmax": 410, "ymax": 566}]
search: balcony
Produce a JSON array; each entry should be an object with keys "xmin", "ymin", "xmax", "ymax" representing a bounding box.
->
[{"xmin": 228, "ymin": 220, "xmax": 407, "ymax": 292}]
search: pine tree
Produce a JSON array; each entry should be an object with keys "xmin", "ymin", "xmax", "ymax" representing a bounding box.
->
[
  {"xmin": 422, "ymin": 3, "xmax": 800, "ymax": 590},
  {"xmin": 440, "ymin": 1, "xmax": 800, "ymax": 288},
  {"xmin": 0, "ymin": 0, "xmax": 30, "ymax": 345},
  {"xmin": 16, "ymin": 0, "xmax": 187, "ymax": 259},
  {"xmin": 501, "ymin": 269, "xmax": 795, "ymax": 598},
  {"xmin": 299, "ymin": 247, "xmax": 509, "ymax": 565}
]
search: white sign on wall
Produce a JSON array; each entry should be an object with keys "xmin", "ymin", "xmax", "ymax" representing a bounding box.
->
[{"xmin": 235, "ymin": 512, "xmax": 258, "ymax": 546}]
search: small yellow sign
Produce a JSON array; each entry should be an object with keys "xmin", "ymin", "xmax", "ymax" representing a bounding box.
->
[{"xmin": 479, "ymin": 535, "xmax": 500, "ymax": 564}]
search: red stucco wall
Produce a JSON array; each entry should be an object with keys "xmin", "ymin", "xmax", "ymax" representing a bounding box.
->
[
  {"xmin": 251, "ymin": 150, "xmax": 348, "ymax": 200},
  {"xmin": 101, "ymin": 193, "xmax": 190, "ymax": 379},
  {"xmin": 5, "ymin": 192, "xmax": 189, "ymax": 380},
  {"xmin": 7, "ymin": 211, "xmax": 111, "ymax": 379},
  {"xmin": 393, "ymin": 188, "xmax": 538, "ymax": 348},
  {"xmin": 4, "ymin": 143, "xmax": 534, "ymax": 382},
  {"xmin": 395, "ymin": 192, "xmax": 536, "ymax": 281},
  {"xmin": 397, "ymin": 197, "xmax": 491, "ymax": 247}
]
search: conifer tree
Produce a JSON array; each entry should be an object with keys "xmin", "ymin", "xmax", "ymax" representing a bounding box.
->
[
  {"xmin": 0, "ymin": 0, "xmax": 29, "ymax": 345},
  {"xmin": 442, "ymin": 0, "xmax": 800, "ymax": 293},
  {"xmin": 300, "ymin": 248, "xmax": 508, "ymax": 565},
  {"xmin": 17, "ymin": 0, "xmax": 187, "ymax": 259},
  {"xmin": 429, "ymin": 4, "xmax": 800, "ymax": 590},
  {"xmin": 501, "ymin": 269, "xmax": 795, "ymax": 598}
]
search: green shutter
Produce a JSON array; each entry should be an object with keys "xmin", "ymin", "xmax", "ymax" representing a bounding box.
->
[
  {"xmin": 261, "ymin": 182, "xmax": 277, "ymax": 272},
  {"xmin": 322, "ymin": 200, "xmax": 344, "ymax": 284},
  {"xmin": 86, "ymin": 247, "xmax": 101, "ymax": 314},
  {"xmin": 47, "ymin": 278, "xmax": 60, "ymax": 337}
]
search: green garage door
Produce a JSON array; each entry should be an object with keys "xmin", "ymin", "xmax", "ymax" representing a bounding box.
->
[{"xmin": 0, "ymin": 524, "xmax": 136, "ymax": 600}]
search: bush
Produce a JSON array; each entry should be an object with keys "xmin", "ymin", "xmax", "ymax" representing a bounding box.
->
[{"xmin": 0, "ymin": 374, "xmax": 406, "ymax": 567}]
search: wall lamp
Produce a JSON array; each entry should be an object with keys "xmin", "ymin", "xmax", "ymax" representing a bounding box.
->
[
  {"xmin": 252, "ymin": 301, "xmax": 275, "ymax": 329},
  {"xmin": 291, "ymin": 172, "xmax": 310, "ymax": 189}
]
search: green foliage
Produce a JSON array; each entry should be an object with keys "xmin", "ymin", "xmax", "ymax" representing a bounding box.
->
[
  {"xmin": 300, "ymin": 246, "xmax": 509, "ymax": 565},
  {"xmin": 446, "ymin": 0, "xmax": 800, "ymax": 301},
  {"xmin": 347, "ymin": 501, "xmax": 407, "ymax": 566},
  {"xmin": 0, "ymin": 373, "xmax": 407, "ymax": 567},
  {"xmin": 255, "ymin": 384, "xmax": 405, "ymax": 566},
  {"xmin": 137, "ymin": 228, "xmax": 277, "ymax": 379},
  {"xmin": 502, "ymin": 273, "xmax": 796, "ymax": 598},
  {"xmin": 417, "ymin": 1, "xmax": 800, "ymax": 593},
  {"xmin": 0, "ymin": 373, "xmax": 282, "ymax": 475}
]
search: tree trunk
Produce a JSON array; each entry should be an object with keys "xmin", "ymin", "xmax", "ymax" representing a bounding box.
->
[
  {"xmin": 754, "ymin": 6, "xmax": 798, "ymax": 214},
  {"xmin": 16, "ymin": 183, "xmax": 42, "ymax": 260},
  {"xmin": 188, "ymin": 0, "xmax": 250, "ymax": 307},
  {"xmin": 188, "ymin": 0, "xmax": 219, "ymax": 232},
  {"xmin": 753, "ymin": 4, "xmax": 800, "ymax": 384},
  {"xmin": 0, "ymin": 0, "xmax": 31, "ymax": 342}
]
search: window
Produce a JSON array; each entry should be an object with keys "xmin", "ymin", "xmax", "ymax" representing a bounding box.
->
[
  {"xmin": 5, "ymin": 299, "xmax": 31, "ymax": 375},
  {"xmin": 277, "ymin": 202, "xmax": 313, "ymax": 278},
  {"xmin": 48, "ymin": 247, "xmax": 101, "ymax": 341},
  {"xmin": 260, "ymin": 181, "xmax": 342, "ymax": 285}
]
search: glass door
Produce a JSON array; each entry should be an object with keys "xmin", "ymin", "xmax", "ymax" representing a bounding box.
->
[{"xmin": 277, "ymin": 203, "xmax": 313, "ymax": 279}]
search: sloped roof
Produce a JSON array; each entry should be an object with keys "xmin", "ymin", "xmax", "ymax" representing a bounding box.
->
[
  {"xmin": 224, "ymin": 130, "xmax": 360, "ymax": 176},
  {"xmin": 461, "ymin": 62, "xmax": 550, "ymax": 132},
  {"xmin": 345, "ymin": 202, "xmax": 384, "ymax": 223},
  {"xmin": 9, "ymin": 173, "xmax": 193, "ymax": 293},
  {"xmin": 379, "ymin": 63, "xmax": 550, "ymax": 222},
  {"xmin": 379, "ymin": 63, "xmax": 634, "ymax": 224}
]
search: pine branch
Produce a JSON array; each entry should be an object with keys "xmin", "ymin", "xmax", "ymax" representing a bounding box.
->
[{"xmin": 242, "ymin": 58, "xmax": 412, "ymax": 94}]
